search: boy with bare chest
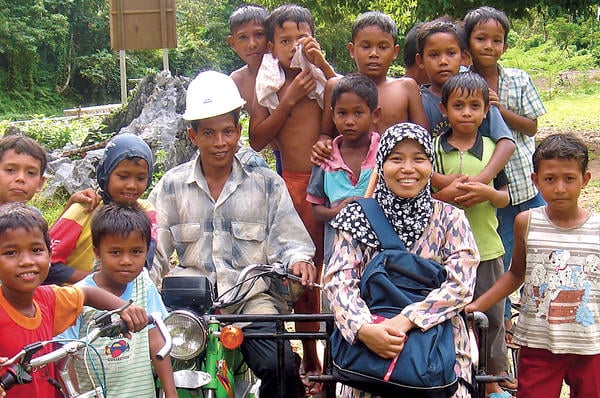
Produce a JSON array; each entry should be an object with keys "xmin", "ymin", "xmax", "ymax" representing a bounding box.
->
[
  {"xmin": 248, "ymin": 4, "xmax": 336, "ymax": 392},
  {"xmin": 249, "ymin": 4, "xmax": 335, "ymax": 172}
]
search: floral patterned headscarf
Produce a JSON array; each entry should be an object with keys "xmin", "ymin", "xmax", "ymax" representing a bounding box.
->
[{"xmin": 330, "ymin": 122, "xmax": 434, "ymax": 249}]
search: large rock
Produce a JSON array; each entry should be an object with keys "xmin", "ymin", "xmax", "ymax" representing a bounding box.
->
[
  {"xmin": 43, "ymin": 71, "xmax": 197, "ymax": 196},
  {"xmin": 117, "ymin": 71, "xmax": 196, "ymax": 170}
]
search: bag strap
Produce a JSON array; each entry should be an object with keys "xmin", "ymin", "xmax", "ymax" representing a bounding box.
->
[{"xmin": 355, "ymin": 198, "xmax": 406, "ymax": 250}]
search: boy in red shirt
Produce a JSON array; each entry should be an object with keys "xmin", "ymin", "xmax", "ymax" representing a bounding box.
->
[{"xmin": 0, "ymin": 203, "xmax": 148, "ymax": 397}]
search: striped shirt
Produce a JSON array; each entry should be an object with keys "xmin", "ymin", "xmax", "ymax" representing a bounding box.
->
[
  {"xmin": 497, "ymin": 65, "xmax": 547, "ymax": 205},
  {"xmin": 58, "ymin": 270, "xmax": 168, "ymax": 397},
  {"xmin": 513, "ymin": 207, "xmax": 600, "ymax": 355}
]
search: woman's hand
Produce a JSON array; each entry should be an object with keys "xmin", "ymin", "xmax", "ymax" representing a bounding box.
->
[{"xmin": 357, "ymin": 323, "xmax": 407, "ymax": 359}]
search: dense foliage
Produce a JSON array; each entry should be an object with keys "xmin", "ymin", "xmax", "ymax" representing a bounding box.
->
[{"xmin": 1, "ymin": 0, "xmax": 599, "ymax": 118}]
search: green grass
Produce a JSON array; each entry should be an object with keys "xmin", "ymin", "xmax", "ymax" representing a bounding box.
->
[
  {"xmin": 538, "ymin": 93, "xmax": 600, "ymax": 133},
  {"xmin": 30, "ymin": 191, "xmax": 70, "ymax": 227}
]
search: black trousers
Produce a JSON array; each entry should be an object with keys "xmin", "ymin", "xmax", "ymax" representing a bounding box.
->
[{"xmin": 240, "ymin": 322, "xmax": 304, "ymax": 398}]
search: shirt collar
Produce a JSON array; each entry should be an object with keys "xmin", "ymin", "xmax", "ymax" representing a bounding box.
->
[
  {"xmin": 439, "ymin": 129, "xmax": 485, "ymax": 160},
  {"xmin": 328, "ymin": 131, "xmax": 380, "ymax": 169},
  {"xmin": 185, "ymin": 151, "xmax": 245, "ymax": 186}
]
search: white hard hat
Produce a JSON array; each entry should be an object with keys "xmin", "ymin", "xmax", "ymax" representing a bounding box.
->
[{"xmin": 182, "ymin": 70, "xmax": 246, "ymax": 121}]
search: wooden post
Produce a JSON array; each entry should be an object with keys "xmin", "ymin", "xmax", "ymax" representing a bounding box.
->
[
  {"xmin": 117, "ymin": 0, "xmax": 127, "ymax": 104},
  {"xmin": 160, "ymin": 0, "xmax": 169, "ymax": 72},
  {"xmin": 119, "ymin": 50, "xmax": 127, "ymax": 104}
]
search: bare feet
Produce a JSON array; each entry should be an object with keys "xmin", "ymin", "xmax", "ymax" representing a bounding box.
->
[{"xmin": 299, "ymin": 340, "xmax": 323, "ymax": 397}]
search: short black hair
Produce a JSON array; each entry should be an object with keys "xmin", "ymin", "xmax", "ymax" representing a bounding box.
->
[
  {"xmin": 440, "ymin": 72, "xmax": 489, "ymax": 107},
  {"xmin": 351, "ymin": 11, "xmax": 397, "ymax": 44},
  {"xmin": 403, "ymin": 22, "xmax": 424, "ymax": 68},
  {"xmin": 229, "ymin": 4, "xmax": 269, "ymax": 33},
  {"xmin": 190, "ymin": 109, "xmax": 241, "ymax": 131},
  {"xmin": 464, "ymin": 6, "xmax": 510, "ymax": 42},
  {"xmin": 331, "ymin": 73, "xmax": 379, "ymax": 112},
  {"xmin": 0, "ymin": 203, "xmax": 51, "ymax": 251},
  {"xmin": 0, "ymin": 135, "xmax": 47, "ymax": 176},
  {"xmin": 265, "ymin": 4, "xmax": 314, "ymax": 43},
  {"xmin": 533, "ymin": 134, "xmax": 589, "ymax": 174},
  {"xmin": 91, "ymin": 202, "xmax": 152, "ymax": 250},
  {"xmin": 416, "ymin": 18, "xmax": 467, "ymax": 54}
]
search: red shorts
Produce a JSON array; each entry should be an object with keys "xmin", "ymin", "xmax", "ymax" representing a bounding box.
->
[
  {"xmin": 517, "ymin": 346, "xmax": 600, "ymax": 398},
  {"xmin": 282, "ymin": 170, "xmax": 324, "ymax": 329}
]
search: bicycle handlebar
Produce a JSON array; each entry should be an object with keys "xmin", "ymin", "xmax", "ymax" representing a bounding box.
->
[{"xmin": 0, "ymin": 311, "xmax": 171, "ymax": 392}]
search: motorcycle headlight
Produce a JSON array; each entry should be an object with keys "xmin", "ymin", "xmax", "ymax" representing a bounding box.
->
[{"xmin": 164, "ymin": 310, "xmax": 207, "ymax": 360}]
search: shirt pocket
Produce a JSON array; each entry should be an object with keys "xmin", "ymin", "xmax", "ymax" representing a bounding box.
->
[
  {"xmin": 170, "ymin": 223, "xmax": 203, "ymax": 242},
  {"xmin": 169, "ymin": 223, "xmax": 205, "ymax": 268},
  {"xmin": 231, "ymin": 222, "xmax": 267, "ymax": 268},
  {"xmin": 231, "ymin": 222, "xmax": 266, "ymax": 242}
]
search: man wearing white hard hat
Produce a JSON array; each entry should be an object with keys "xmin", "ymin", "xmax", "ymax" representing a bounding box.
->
[{"xmin": 149, "ymin": 70, "xmax": 316, "ymax": 397}]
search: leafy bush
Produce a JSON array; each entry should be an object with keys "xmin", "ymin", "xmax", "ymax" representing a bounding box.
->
[{"xmin": 12, "ymin": 115, "xmax": 105, "ymax": 152}]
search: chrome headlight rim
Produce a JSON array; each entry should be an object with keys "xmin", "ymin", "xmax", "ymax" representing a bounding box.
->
[{"xmin": 164, "ymin": 309, "xmax": 207, "ymax": 361}]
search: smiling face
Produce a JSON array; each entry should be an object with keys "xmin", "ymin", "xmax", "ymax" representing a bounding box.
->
[
  {"xmin": 382, "ymin": 139, "xmax": 432, "ymax": 198},
  {"xmin": 228, "ymin": 21, "xmax": 268, "ymax": 69},
  {"xmin": 417, "ymin": 32, "xmax": 464, "ymax": 92},
  {"xmin": 93, "ymin": 232, "xmax": 147, "ymax": 293},
  {"xmin": 268, "ymin": 21, "xmax": 312, "ymax": 69},
  {"xmin": 349, "ymin": 26, "xmax": 399, "ymax": 82},
  {"xmin": 0, "ymin": 226, "xmax": 50, "ymax": 299},
  {"xmin": 441, "ymin": 88, "xmax": 489, "ymax": 137},
  {"xmin": 0, "ymin": 150, "xmax": 45, "ymax": 206},
  {"xmin": 532, "ymin": 158, "xmax": 591, "ymax": 213},
  {"xmin": 107, "ymin": 158, "xmax": 149, "ymax": 205},
  {"xmin": 188, "ymin": 113, "xmax": 241, "ymax": 173},
  {"xmin": 468, "ymin": 20, "xmax": 507, "ymax": 70}
]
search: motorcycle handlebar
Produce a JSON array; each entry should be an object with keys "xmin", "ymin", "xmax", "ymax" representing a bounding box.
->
[
  {"xmin": 149, "ymin": 313, "xmax": 172, "ymax": 360},
  {"xmin": 213, "ymin": 262, "xmax": 321, "ymax": 309}
]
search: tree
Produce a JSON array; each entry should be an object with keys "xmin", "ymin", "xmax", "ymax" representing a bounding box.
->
[
  {"xmin": 414, "ymin": 0, "xmax": 599, "ymax": 21},
  {"xmin": 0, "ymin": 0, "xmax": 68, "ymax": 90}
]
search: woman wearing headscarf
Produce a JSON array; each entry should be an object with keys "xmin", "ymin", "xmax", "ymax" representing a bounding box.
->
[
  {"xmin": 324, "ymin": 122, "xmax": 479, "ymax": 397},
  {"xmin": 46, "ymin": 133, "xmax": 156, "ymax": 285}
]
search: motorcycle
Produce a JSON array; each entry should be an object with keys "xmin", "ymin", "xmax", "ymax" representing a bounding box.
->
[{"xmin": 157, "ymin": 262, "xmax": 316, "ymax": 398}]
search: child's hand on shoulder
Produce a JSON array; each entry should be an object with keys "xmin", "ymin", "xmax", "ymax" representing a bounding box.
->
[
  {"xmin": 120, "ymin": 304, "xmax": 149, "ymax": 337},
  {"xmin": 68, "ymin": 188, "xmax": 101, "ymax": 213},
  {"xmin": 310, "ymin": 136, "xmax": 333, "ymax": 165},
  {"xmin": 433, "ymin": 172, "xmax": 463, "ymax": 190},
  {"xmin": 488, "ymin": 88, "xmax": 501, "ymax": 109}
]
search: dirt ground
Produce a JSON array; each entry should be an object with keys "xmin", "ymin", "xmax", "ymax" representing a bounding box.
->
[{"xmin": 537, "ymin": 127, "xmax": 600, "ymax": 211}]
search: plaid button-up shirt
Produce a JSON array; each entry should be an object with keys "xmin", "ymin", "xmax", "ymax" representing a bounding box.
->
[
  {"xmin": 149, "ymin": 147, "xmax": 315, "ymax": 314},
  {"xmin": 498, "ymin": 64, "xmax": 547, "ymax": 205}
]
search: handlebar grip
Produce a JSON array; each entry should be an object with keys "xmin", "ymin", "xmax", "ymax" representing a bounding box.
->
[
  {"xmin": 148, "ymin": 313, "xmax": 172, "ymax": 360},
  {"xmin": 0, "ymin": 369, "xmax": 16, "ymax": 392},
  {"xmin": 0, "ymin": 366, "xmax": 32, "ymax": 391}
]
